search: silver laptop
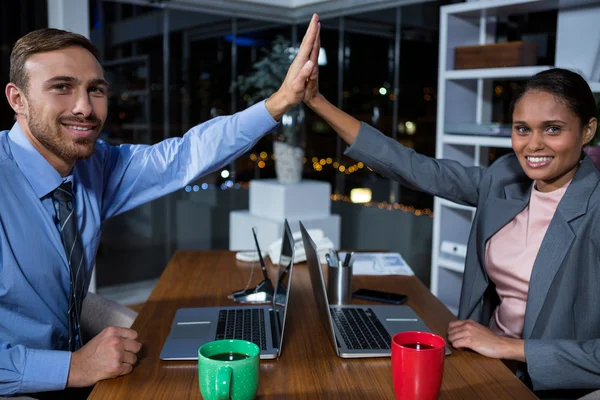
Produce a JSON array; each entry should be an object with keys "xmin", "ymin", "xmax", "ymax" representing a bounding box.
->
[
  {"xmin": 299, "ymin": 221, "xmax": 433, "ymax": 358},
  {"xmin": 160, "ymin": 220, "xmax": 295, "ymax": 360}
]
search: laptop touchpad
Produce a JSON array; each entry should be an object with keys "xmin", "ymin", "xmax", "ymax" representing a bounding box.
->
[{"xmin": 172, "ymin": 323, "xmax": 211, "ymax": 339}]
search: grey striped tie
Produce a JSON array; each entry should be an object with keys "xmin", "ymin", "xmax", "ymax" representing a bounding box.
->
[{"xmin": 53, "ymin": 181, "xmax": 85, "ymax": 351}]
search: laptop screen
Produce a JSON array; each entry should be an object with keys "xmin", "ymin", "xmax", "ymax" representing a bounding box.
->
[
  {"xmin": 299, "ymin": 221, "xmax": 339, "ymax": 354},
  {"xmin": 273, "ymin": 220, "xmax": 294, "ymax": 307},
  {"xmin": 272, "ymin": 220, "xmax": 294, "ymax": 353}
]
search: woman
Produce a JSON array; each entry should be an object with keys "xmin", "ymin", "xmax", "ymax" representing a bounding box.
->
[{"xmin": 303, "ymin": 37, "xmax": 599, "ymax": 398}]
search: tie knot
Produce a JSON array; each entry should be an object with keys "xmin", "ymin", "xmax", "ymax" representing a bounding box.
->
[{"xmin": 53, "ymin": 182, "xmax": 73, "ymax": 203}]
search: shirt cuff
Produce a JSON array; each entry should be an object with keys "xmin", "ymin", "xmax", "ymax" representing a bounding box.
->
[
  {"xmin": 20, "ymin": 349, "xmax": 71, "ymax": 393},
  {"xmin": 237, "ymin": 100, "xmax": 279, "ymax": 139}
]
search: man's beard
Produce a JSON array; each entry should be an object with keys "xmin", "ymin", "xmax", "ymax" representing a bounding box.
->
[{"xmin": 27, "ymin": 104, "xmax": 102, "ymax": 162}]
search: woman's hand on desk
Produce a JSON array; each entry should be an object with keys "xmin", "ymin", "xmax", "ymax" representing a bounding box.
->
[{"xmin": 448, "ymin": 320, "xmax": 526, "ymax": 362}]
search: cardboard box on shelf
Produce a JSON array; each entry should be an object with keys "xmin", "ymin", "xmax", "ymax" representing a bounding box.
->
[{"xmin": 454, "ymin": 41, "xmax": 537, "ymax": 70}]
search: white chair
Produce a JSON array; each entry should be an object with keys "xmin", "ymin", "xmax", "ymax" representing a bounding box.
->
[
  {"xmin": 579, "ymin": 390, "xmax": 600, "ymax": 400},
  {"xmin": 0, "ymin": 293, "xmax": 139, "ymax": 399},
  {"xmin": 81, "ymin": 292, "xmax": 138, "ymax": 338}
]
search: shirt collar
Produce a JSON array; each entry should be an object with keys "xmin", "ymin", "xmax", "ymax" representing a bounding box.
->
[{"xmin": 8, "ymin": 121, "xmax": 64, "ymax": 198}]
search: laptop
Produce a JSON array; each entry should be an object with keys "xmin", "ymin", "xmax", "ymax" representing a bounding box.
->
[
  {"xmin": 300, "ymin": 221, "xmax": 436, "ymax": 358},
  {"xmin": 160, "ymin": 220, "xmax": 295, "ymax": 360}
]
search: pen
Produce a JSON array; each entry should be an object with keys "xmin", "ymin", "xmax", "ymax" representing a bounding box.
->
[
  {"xmin": 328, "ymin": 249, "xmax": 339, "ymax": 267},
  {"xmin": 343, "ymin": 252, "xmax": 352, "ymax": 267},
  {"xmin": 325, "ymin": 253, "xmax": 334, "ymax": 267}
]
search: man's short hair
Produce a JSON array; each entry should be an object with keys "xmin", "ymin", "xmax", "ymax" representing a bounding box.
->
[{"xmin": 10, "ymin": 28, "xmax": 100, "ymax": 94}]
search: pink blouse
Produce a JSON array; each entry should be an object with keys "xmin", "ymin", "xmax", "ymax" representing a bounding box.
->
[{"xmin": 484, "ymin": 181, "xmax": 570, "ymax": 338}]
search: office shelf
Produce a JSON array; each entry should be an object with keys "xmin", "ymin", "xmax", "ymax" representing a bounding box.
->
[
  {"xmin": 438, "ymin": 257, "xmax": 465, "ymax": 273},
  {"xmin": 431, "ymin": 0, "xmax": 600, "ymax": 314},
  {"xmin": 438, "ymin": 198, "xmax": 476, "ymax": 212},
  {"xmin": 444, "ymin": 0, "xmax": 600, "ymax": 18},
  {"xmin": 445, "ymin": 66, "xmax": 552, "ymax": 80},
  {"xmin": 447, "ymin": 305, "xmax": 459, "ymax": 316},
  {"xmin": 443, "ymin": 134, "xmax": 512, "ymax": 148}
]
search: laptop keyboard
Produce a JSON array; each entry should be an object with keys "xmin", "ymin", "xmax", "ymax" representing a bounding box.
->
[
  {"xmin": 330, "ymin": 308, "xmax": 391, "ymax": 350},
  {"xmin": 215, "ymin": 309, "xmax": 267, "ymax": 351}
]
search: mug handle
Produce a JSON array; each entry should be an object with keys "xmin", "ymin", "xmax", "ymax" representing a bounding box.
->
[{"xmin": 216, "ymin": 365, "xmax": 233, "ymax": 400}]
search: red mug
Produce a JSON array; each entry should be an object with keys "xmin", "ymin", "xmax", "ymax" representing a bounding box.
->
[{"xmin": 391, "ymin": 331, "xmax": 445, "ymax": 400}]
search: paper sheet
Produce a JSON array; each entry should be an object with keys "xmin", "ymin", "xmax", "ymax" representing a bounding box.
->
[{"xmin": 338, "ymin": 252, "xmax": 414, "ymax": 276}]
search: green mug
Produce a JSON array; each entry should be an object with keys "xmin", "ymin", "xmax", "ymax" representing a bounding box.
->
[{"xmin": 198, "ymin": 339, "xmax": 260, "ymax": 400}]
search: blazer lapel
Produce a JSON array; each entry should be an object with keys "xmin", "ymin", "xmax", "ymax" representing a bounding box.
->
[
  {"xmin": 468, "ymin": 181, "xmax": 530, "ymax": 316},
  {"xmin": 522, "ymin": 157, "xmax": 600, "ymax": 338},
  {"xmin": 482, "ymin": 184, "xmax": 530, "ymax": 239},
  {"xmin": 476, "ymin": 182, "xmax": 531, "ymax": 271}
]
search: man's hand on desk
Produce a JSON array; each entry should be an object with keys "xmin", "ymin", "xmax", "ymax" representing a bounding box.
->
[
  {"xmin": 67, "ymin": 326, "xmax": 142, "ymax": 388},
  {"xmin": 447, "ymin": 319, "xmax": 526, "ymax": 362}
]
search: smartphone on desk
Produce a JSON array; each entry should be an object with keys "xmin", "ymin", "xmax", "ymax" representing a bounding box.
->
[{"xmin": 352, "ymin": 288, "xmax": 408, "ymax": 305}]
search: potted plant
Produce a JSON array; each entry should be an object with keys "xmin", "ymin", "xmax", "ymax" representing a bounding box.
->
[
  {"xmin": 233, "ymin": 35, "xmax": 306, "ymax": 184},
  {"xmin": 583, "ymin": 100, "xmax": 600, "ymax": 169}
]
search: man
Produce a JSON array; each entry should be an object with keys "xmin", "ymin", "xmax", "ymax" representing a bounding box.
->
[{"xmin": 0, "ymin": 14, "xmax": 320, "ymax": 397}]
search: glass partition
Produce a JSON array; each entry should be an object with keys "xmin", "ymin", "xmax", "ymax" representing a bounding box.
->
[{"xmin": 89, "ymin": 1, "xmax": 443, "ymax": 295}]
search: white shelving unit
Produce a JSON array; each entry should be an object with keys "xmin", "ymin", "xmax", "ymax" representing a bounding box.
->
[
  {"xmin": 431, "ymin": 0, "xmax": 600, "ymax": 315},
  {"xmin": 443, "ymin": 134, "xmax": 512, "ymax": 148},
  {"xmin": 445, "ymin": 65, "xmax": 553, "ymax": 80}
]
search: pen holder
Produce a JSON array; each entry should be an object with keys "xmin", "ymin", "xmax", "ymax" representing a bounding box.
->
[{"xmin": 327, "ymin": 264, "xmax": 353, "ymax": 305}]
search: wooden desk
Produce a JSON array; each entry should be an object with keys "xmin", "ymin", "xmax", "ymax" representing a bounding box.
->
[{"xmin": 89, "ymin": 251, "xmax": 536, "ymax": 399}]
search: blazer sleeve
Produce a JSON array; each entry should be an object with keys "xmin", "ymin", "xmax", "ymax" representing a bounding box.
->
[
  {"xmin": 344, "ymin": 123, "xmax": 485, "ymax": 206},
  {"xmin": 525, "ymin": 339, "xmax": 600, "ymax": 390}
]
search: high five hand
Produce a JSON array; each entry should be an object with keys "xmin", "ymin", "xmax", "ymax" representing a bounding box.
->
[
  {"xmin": 304, "ymin": 20, "xmax": 321, "ymax": 107},
  {"xmin": 265, "ymin": 13, "xmax": 320, "ymax": 120}
]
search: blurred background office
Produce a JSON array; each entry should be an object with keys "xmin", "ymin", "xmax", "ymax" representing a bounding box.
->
[{"xmin": 2, "ymin": 0, "xmax": 598, "ymax": 311}]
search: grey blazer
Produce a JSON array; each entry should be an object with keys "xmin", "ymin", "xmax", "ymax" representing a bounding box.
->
[{"xmin": 346, "ymin": 123, "xmax": 600, "ymax": 396}]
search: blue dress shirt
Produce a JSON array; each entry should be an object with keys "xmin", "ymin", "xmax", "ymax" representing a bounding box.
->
[{"xmin": 0, "ymin": 101, "xmax": 277, "ymax": 395}]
